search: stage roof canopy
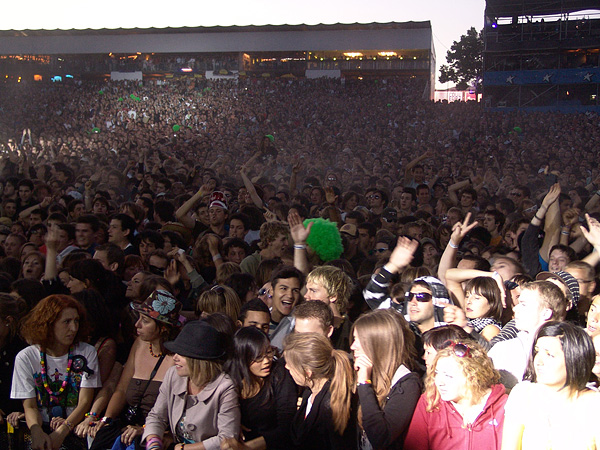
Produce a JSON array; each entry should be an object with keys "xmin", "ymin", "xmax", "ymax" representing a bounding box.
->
[{"xmin": 0, "ymin": 22, "xmax": 434, "ymax": 56}]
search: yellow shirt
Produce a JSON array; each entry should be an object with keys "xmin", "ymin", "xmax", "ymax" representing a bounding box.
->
[{"xmin": 504, "ymin": 381, "xmax": 600, "ymax": 449}]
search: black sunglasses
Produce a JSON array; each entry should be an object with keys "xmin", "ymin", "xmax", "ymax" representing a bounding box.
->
[{"xmin": 405, "ymin": 292, "xmax": 433, "ymax": 302}]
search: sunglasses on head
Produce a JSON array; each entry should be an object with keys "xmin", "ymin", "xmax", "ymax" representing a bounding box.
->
[
  {"xmin": 405, "ymin": 292, "xmax": 433, "ymax": 302},
  {"xmin": 441, "ymin": 340, "xmax": 472, "ymax": 358},
  {"xmin": 211, "ymin": 285, "xmax": 225, "ymax": 295}
]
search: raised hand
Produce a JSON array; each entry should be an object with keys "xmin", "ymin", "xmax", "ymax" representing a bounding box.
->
[
  {"xmin": 562, "ymin": 208, "xmax": 580, "ymax": 228},
  {"xmin": 442, "ymin": 304, "xmax": 469, "ymax": 329},
  {"xmin": 288, "ymin": 211, "xmax": 313, "ymax": 244},
  {"xmin": 387, "ymin": 236, "xmax": 419, "ymax": 273},
  {"xmin": 580, "ymin": 213, "xmax": 600, "ymax": 248},
  {"xmin": 450, "ymin": 212, "xmax": 479, "ymax": 247},
  {"xmin": 325, "ymin": 186, "xmax": 338, "ymax": 205},
  {"xmin": 165, "ymin": 259, "xmax": 181, "ymax": 286},
  {"xmin": 541, "ymin": 183, "xmax": 561, "ymax": 208},
  {"xmin": 263, "ymin": 209, "xmax": 277, "ymax": 222}
]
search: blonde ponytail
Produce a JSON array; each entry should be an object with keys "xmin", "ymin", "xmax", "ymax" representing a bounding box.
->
[
  {"xmin": 329, "ymin": 349, "xmax": 354, "ymax": 434},
  {"xmin": 283, "ymin": 333, "xmax": 355, "ymax": 435}
]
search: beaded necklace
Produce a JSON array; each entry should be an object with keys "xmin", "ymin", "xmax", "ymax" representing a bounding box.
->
[
  {"xmin": 149, "ymin": 342, "xmax": 163, "ymax": 358},
  {"xmin": 40, "ymin": 346, "xmax": 74, "ymax": 404}
]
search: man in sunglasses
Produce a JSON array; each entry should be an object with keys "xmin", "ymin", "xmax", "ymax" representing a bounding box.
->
[
  {"xmin": 364, "ymin": 237, "xmax": 452, "ymax": 335},
  {"xmin": 508, "ymin": 186, "xmax": 530, "ymax": 208},
  {"xmin": 404, "ymin": 278, "xmax": 451, "ymax": 334},
  {"xmin": 367, "ymin": 189, "xmax": 388, "ymax": 222}
]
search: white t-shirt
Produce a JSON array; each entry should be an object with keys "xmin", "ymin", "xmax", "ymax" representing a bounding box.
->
[
  {"xmin": 11, "ymin": 343, "xmax": 101, "ymax": 423},
  {"xmin": 488, "ymin": 331, "xmax": 533, "ymax": 386}
]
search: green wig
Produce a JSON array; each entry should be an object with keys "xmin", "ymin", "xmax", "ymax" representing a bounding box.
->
[{"xmin": 303, "ymin": 218, "xmax": 343, "ymax": 262}]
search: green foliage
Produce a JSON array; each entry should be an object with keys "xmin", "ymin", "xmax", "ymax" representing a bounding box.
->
[{"xmin": 439, "ymin": 27, "xmax": 483, "ymax": 91}]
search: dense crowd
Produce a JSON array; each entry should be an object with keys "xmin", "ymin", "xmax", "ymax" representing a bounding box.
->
[{"xmin": 0, "ymin": 75, "xmax": 599, "ymax": 450}]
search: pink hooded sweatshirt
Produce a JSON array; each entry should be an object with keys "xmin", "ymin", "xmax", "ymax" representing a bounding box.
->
[{"xmin": 404, "ymin": 384, "xmax": 507, "ymax": 450}]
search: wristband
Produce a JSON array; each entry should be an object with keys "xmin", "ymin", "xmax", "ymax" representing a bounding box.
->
[
  {"xmin": 147, "ymin": 438, "xmax": 162, "ymax": 445},
  {"xmin": 534, "ymin": 215, "xmax": 543, "ymax": 221},
  {"xmin": 448, "ymin": 241, "xmax": 459, "ymax": 249},
  {"xmin": 293, "ymin": 244, "xmax": 306, "ymax": 250},
  {"xmin": 357, "ymin": 380, "xmax": 372, "ymax": 386},
  {"xmin": 101, "ymin": 416, "xmax": 113, "ymax": 425},
  {"xmin": 212, "ymin": 253, "xmax": 222, "ymax": 262},
  {"xmin": 561, "ymin": 230, "xmax": 570, "ymax": 235},
  {"xmin": 596, "ymin": 190, "xmax": 600, "ymax": 196}
]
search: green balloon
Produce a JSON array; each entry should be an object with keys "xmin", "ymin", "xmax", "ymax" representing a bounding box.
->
[
  {"xmin": 513, "ymin": 126, "xmax": 523, "ymax": 133},
  {"xmin": 265, "ymin": 134, "xmax": 274, "ymax": 143},
  {"xmin": 118, "ymin": 97, "xmax": 123, "ymax": 102},
  {"xmin": 92, "ymin": 127, "xmax": 100, "ymax": 133},
  {"xmin": 98, "ymin": 90, "xmax": 104, "ymax": 95},
  {"xmin": 130, "ymin": 94, "xmax": 136, "ymax": 99},
  {"xmin": 387, "ymin": 103, "xmax": 392, "ymax": 107},
  {"xmin": 173, "ymin": 125, "xmax": 181, "ymax": 132}
]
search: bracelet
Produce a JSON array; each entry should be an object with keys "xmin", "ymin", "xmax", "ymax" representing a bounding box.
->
[
  {"xmin": 357, "ymin": 380, "xmax": 372, "ymax": 386},
  {"xmin": 63, "ymin": 419, "xmax": 74, "ymax": 432},
  {"xmin": 293, "ymin": 244, "xmax": 306, "ymax": 250},
  {"xmin": 100, "ymin": 416, "xmax": 113, "ymax": 425},
  {"xmin": 561, "ymin": 231, "xmax": 570, "ymax": 235},
  {"xmin": 448, "ymin": 241, "xmax": 459, "ymax": 249},
  {"xmin": 85, "ymin": 412, "xmax": 99, "ymax": 420},
  {"xmin": 596, "ymin": 190, "xmax": 600, "ymax": 196},
  {"xmin": 212, "ymin": 253, "xmax": 222, "ymax": 262},
  {"xmin": 146, "ymin": 437, "xmax": 163, "ymax": 450},
  {"xmin": 534, "ymin": 214, "xmax": 543, "ymax": 221}
]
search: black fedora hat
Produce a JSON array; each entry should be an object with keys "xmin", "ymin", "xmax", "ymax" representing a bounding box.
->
[{"xmin": 164, "ymin": 320, "xmax": 226, "ymax": 360}]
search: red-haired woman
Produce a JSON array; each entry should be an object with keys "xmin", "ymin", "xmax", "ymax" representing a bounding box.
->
[{"xmin": 11, "ymin": 295, "xmax": 101, "ymax": 450}]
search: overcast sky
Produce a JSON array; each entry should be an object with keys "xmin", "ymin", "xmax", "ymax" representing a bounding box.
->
[{"xmin": 1, "ymin": 0, "xmax": 486, "ymax": 88}]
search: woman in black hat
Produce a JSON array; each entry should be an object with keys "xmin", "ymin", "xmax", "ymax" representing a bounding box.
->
[
  {"xmin": 87, "ymin": 289, "xmax": 182, "ymax": 450},
  {"xmin": 141, "ymin": 320, "xmax": 240, "ymax": 450}
]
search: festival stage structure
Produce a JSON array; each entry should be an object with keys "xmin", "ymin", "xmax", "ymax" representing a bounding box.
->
[{"xmin": 483, "ymin": 0, "xmax": 600, "ymax": 111}]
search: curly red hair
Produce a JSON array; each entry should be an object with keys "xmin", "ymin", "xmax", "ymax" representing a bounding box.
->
[{"xmin": 21, "ymin": 295, "xmax": 89, "ymax": 348}]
